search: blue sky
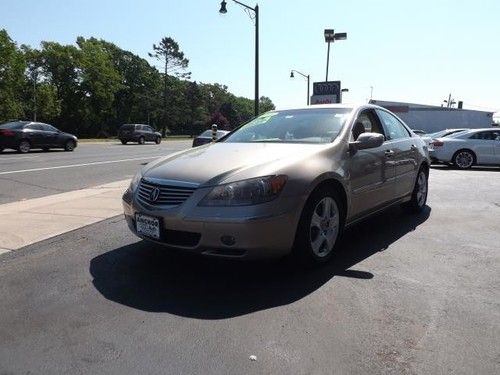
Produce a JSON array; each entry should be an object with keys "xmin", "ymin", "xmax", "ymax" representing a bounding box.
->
[{"xmin": 1, "ymin": 0, "xmax": 499, "ymax": 114}]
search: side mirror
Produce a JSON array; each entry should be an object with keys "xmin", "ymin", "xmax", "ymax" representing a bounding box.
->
[{"xmin": 350, "ymin": 132, "xmax": 384, "ymax": 151}]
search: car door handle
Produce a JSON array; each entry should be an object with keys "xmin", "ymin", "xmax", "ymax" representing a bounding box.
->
[
  {"xmin": 385, "ymin": 150, "xmax": 395, "ymax": 157},
  {"xmin": 410, "ymin": 144, "xmax": 417, "ymax": 150}
]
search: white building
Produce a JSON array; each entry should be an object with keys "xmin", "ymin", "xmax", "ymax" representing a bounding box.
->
[{"xmin": 369, "ymin": 100, "xmax": 495, "ymax": 133}]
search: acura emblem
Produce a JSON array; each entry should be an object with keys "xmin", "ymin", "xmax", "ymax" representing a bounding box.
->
[{"xmin": 149, "ymin": 187, "xmax": 161, "ymax": 202}]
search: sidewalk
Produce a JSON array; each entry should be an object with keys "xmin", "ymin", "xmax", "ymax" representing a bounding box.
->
[{"xmin": 0, "ymin": 179, "xmax": 130, "ymax": 254}]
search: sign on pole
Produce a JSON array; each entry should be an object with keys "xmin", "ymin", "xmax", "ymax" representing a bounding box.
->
[{"xmin": 311, "ymin": 81, "xmax": 341, "ymax": 104}]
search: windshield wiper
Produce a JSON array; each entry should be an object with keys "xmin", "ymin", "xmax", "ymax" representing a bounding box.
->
[{"xmin": 251, "ymin": 138, "xmax": 283, "ymax": 142}]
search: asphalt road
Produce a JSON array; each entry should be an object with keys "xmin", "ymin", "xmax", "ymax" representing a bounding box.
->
[
  {"xmin": 0, "ymin": 140, "xmax": 192, "ymax": 204},
  {"xmin": 0, "ymin": 167, "xmax": 499, "ymax": 374}
]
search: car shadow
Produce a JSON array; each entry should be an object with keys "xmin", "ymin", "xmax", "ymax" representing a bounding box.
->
[
  {"xmin": 90, "ymin": 206, "xmax": 431, "ymax": 319},
  {"xmin": 0, "ymin": 149, "xmax": 66, "ymax": 155},
  {"xmin": 431, "ymin": 164, "xmax": 500, "ymax": 172}
]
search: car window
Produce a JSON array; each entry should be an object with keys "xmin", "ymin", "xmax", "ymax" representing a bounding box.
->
[
  {"xmin": 42, "ymin": 124, "xmax": 59, "ymax": 132},
  {"xmin": 376, "ymin": 109, "xmax": 411, "ymax": 140},
  {"xmin": 224, "ymin": 108, "xmax": 352, "ymax": 144},
  {"xmin": 120, "ymin": 125, "xmax": 135, "ymax": 131},
  {"xmin": 0, "ymin": 121, "xmax": 26, "ymax": 129},
  {"xmin": 145, "ymin": 126, "xmax": 154, "ymax": 133},
  {"xmin": 469, "ymin": 131, "xmax": 499, "ymax": 140},
  {"xmin": 355, "ymin": 110, "xmax": 385, "ymax": 135},
  {"xmin": 25, "ymin": 124, "xmax": 43, "ymax": 131}
]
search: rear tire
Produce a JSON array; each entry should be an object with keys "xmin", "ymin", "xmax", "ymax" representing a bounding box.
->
[
  {"xmin": 138, "ymin": 137, "xmax": 145, "ymax": 145},
  {"xmin": 293, "ymin": 187, "xmax": 344, "ymax": 264},
  {"xmin": 155, "ymin": 136, "xmax": 161, "ymax": 144},
  {"xmin": 402, "ymin": 167, "xmax": 428, "ymax": 213},
  {"xmin": 453, "ymin": 149, "xmax": 475, "ymax": 169},
  {"xmin": 121, "ymin": 140, "xmax": 127, "ymax": 145},
  {"xmin": 18, "ymin": 140, "xmax": 31, "ymax": 153},
  {"xmin": 64, "ymin": 140, "xmax": 75, "ymax": 151}
]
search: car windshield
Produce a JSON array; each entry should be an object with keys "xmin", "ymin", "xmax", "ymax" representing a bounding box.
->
[
  {"xmin": 0, "ymin": 121, "xmax": 26, "ymax": 129},
  {"xmin": 223, "ymin": 108, "xmax": 352, "ymax": 144}
]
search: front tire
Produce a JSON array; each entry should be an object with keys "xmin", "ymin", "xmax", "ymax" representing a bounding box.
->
[
  {"xmin": 155, "ymin": 136, "xmax": 161, "ymax": 144},
  {"xmin": 402, "ymin": 167, "xmax": 428, "ymax": 213},
  {"xmin": 453, "ymin": 149, "xmax": 475, "ymax": 169},
  {"xmin": 138, "ymin": 137, "xmax": 145, "ymax": 145},
  {"xmin": 64, "ymin": 140, "xmax": 75, "ymax": 151},
  {"xmin": 121, "ymin": 140, "xmax": 127, "ymax": 145},
  {"xmin": 293, "ymin": 187, "xmax": 344, "ymax": 264},
  {"xmin": 18, "ymin": 140, "xmax": 31, "ymax": 153}
]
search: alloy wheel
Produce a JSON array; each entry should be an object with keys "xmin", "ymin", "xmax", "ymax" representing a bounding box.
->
[
  {"xmin": 309, "ymin": 197, "xmax": 340, "ymax": 258},
  {"xmin": 455, "ymin": 151, "xmax": 473, "ymax": 169},
  {"xmin": 19, "ymin": 140, "xmax": 30, "ymax": 153},
  {"xmin": 416, "ymin": 171, "xmax": 428, "ymax": 207}
]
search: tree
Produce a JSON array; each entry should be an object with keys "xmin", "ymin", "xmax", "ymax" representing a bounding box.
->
[
  {"xmin": 149, "ymin": 37, "xmax": 190, "ymax": 136},
  {"xmin": 0, "ymin": 29, "xmax": 26, "ymax": 122},
  {"xmin": 259, "ymin": 96, "xmax": 275, "ymax": 113},
  {"xmin": 76, "ymin": 37, "xmax": 122, "ymax": 136}
]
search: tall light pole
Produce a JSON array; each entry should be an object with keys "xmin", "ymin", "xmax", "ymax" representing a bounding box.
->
[
  {"xmin": 290, "ymin": 70, "xmax": 310, "ymax": 105},
  {"xmin": 324, "ymin": 29, "xmax": 347, "ymax": 82},
  {"xmin": 31, "ymin": 67, "xmax": 40, "ymax": 121},
  {"xmin": 219, "ymin": 0, "xmax": 259, "ymax": 117}
]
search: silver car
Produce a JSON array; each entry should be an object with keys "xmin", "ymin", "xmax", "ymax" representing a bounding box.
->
[
  {"xmin": 123, "ymin": 104, "xmax": 430, "ymax": 263},
  {"xmin": 430, "ymin": 128, "xmax": 500, "ymax": 168}
]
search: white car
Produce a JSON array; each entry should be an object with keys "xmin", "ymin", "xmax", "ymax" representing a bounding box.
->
[{"xmin": 430, "ymin": 128, "xmax": 500, "ymax": 168}]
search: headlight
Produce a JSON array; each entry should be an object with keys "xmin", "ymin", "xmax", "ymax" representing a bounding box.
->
[
  {"xmin": 199, "ymin": 175, "xmax": 287, "ymax": 207},
  {"xmin": 128, "ymin": 170, "xmax": 143, "ymax": 192}
]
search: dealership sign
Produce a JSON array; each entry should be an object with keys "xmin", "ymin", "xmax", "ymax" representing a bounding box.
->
[
  {"xmin": 311, "ymin": 81, "xmax": 341, "ymax": 104},
  {"xmin": 310, "ymin": 94, "xmax": 338, "ymax": 104}
]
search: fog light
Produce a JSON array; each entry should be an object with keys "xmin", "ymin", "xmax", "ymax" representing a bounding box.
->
[{"xmin": 220, "ymin": 235, "xmax": 236, "ymax": 246}]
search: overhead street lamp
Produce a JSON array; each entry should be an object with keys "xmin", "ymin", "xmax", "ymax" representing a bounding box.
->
[
  {"xmin": 219, "ymin": 0, "xmax": 260, "ymax": 117},
  {"xmin": 324, "ymin": 29, "xmax": 347, "ymax": 82},
  {"xmin": 290, "ymin": 70, "xmax": 310, "ymax": 105}
]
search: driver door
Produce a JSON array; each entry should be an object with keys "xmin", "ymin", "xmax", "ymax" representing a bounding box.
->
[{"xmin": 348, "ymin": 109, "xmax": 396, "ymax": 218}]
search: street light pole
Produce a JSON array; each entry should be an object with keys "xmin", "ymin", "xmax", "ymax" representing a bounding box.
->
[
  {"xmin": 325, "ymin": 40, "xmax": 331, "ymax": 82},
  {"xmin": 32, "ymin": 69, "xmax": 38, "ymax": 121},
  {"xmin": 290, "ymin": 70, "xmax": 310, "ymax": 105},
  {"xmin": 220, "ymin": 0, "xmax": 259, "ymax": 116},
  {"xmin": 324, "ymin": 29, "xmax": 347, "ymax": 82}
]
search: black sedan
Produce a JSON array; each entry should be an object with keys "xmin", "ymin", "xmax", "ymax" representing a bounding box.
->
[
  {"xmin": 192, "ymin": 129, "xmax": 230, "ymax": 147},
  {"xmin": 0, "ymin": 121, "xmax": 78, "ymax": 153}
]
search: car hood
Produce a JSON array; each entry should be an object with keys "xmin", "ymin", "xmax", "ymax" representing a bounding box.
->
[{"xmin": 143, "ymin": 142, "xmax": 326, "ymax": 186}]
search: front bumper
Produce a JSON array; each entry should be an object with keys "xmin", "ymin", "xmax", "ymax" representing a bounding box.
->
[{"xmin": 122, "ymin": 189, "xmax": 302, "ymax": 260}]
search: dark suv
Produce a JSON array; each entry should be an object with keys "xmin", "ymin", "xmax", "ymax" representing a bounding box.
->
[{"xmin": 118, "ymin": 124, "xmax": 162, "ymax": 145}]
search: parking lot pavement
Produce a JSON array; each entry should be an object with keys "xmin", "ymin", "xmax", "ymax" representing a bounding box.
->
[
  {"xmin": 0, "ymin": 167, "xmax": 499, "ymax": 374},
  {"xmin": 0, "ymin": 140, "xmax": 191, "ymax": 204}
]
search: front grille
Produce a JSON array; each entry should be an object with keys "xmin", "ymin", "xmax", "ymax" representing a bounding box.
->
[{"xmin": 136, "ymin": 178, "xmax": 197, "ymax": 206}]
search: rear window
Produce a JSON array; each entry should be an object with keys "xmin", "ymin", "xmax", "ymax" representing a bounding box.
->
[
  {"xmin": 120, "ymin": 125, "xmax": 136, "ymax": 131},
  {"xmin": 0, "ymin": 121, "xmax": 26, "ymax": 129}
]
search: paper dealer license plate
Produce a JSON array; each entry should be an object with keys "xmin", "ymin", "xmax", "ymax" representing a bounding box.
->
[{"xmin": 135, "ymin": 214, "xmax": 160, "ymax": 240}]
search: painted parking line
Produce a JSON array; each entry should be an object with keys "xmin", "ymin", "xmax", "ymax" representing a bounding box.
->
[{"xmin": 0, "ymin": 156, "xmax": 159, "ymax": 175}]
